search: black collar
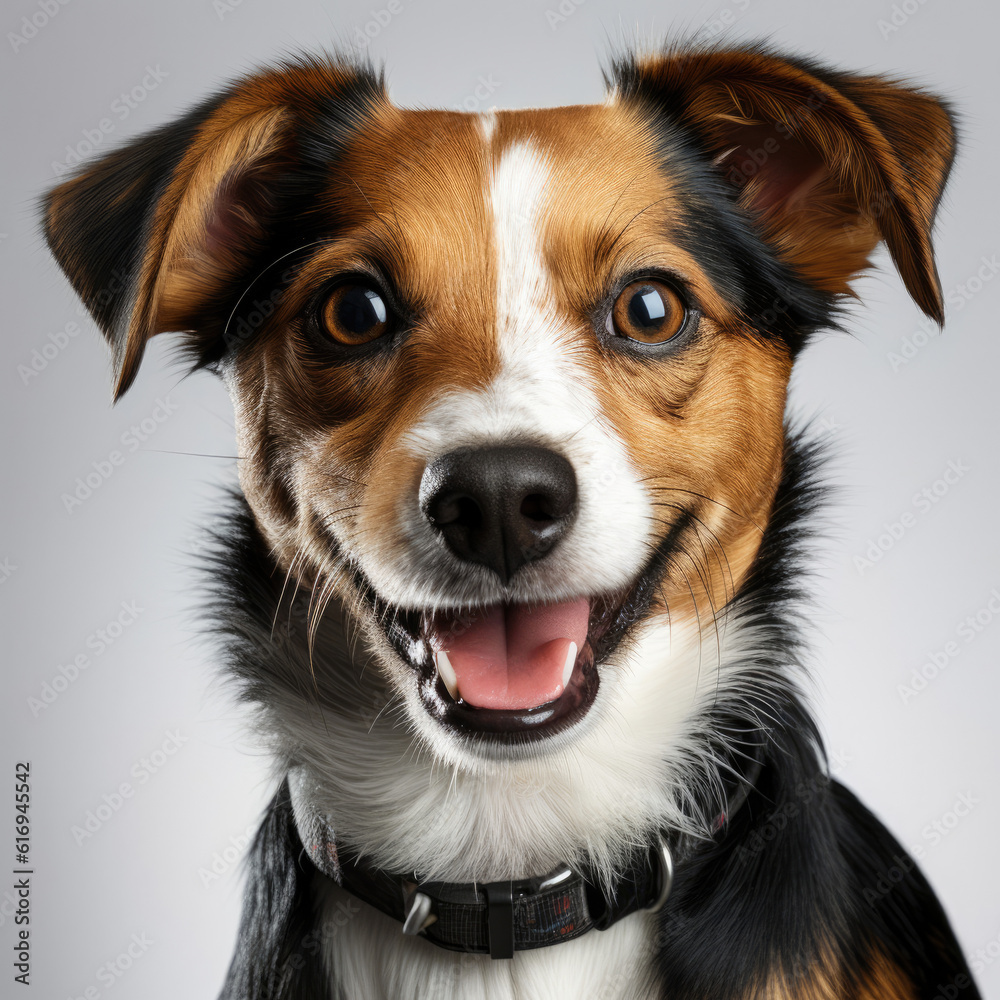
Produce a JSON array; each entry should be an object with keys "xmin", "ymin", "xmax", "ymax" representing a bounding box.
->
[{"xmin": 289, "ymin": 748, "xmax": 763, "ymax": 960}]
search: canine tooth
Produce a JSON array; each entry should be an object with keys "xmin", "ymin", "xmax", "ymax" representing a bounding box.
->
[
  {"xmin": 435, "ymin": 651, "xmax": 459, "ymax": 701},
  {"xmin": 561, "ymin": 642, "xmax": 578, "ymax": 689}
]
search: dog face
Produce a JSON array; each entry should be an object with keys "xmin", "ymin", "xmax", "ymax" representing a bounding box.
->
[
  {"xmin": 44, "ymin": 47, "xmax": 953, "ymax": 876},
  {"xmin": 225, "ymin": 97, "xmax": 800, "ymax": 751}
]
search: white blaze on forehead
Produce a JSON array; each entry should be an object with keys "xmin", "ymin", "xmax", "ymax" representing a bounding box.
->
[
  {"xmin": 490, "ymin": 139, "xmax": 552, "ymax": 359},
  {"xmin": 478, "ymin": 108, "xmax": 498, "ymax": 143}
]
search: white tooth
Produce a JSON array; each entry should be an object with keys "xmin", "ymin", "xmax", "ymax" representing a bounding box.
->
[
  {"xmin": 561, "ymin": 642, "xmax": 577, "ymax": 689},
  {"xmin": 435, "ymin": 651, "xmax": 459, "ymax": 701}
]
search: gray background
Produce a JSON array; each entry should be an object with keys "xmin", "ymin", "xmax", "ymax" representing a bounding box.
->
[{"xmin": 2, "ymin": 0, "xmax": 998, "ymax": 995}]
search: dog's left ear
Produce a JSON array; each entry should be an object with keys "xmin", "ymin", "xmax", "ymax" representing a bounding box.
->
[
  {"xmin": 42, "ymin": 92, "xmax": 295, "ymax": 399},
  {"xmin": 615, "ymin": 46, "xmax": 956, "ymax": 321},
  {"xmin": 43, "ymin": 60, "xmax": 382, "ymax": 400}
]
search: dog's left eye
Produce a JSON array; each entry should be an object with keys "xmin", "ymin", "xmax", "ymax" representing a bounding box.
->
[
  {"xmin": 320, "ymin": 283, "xmax": 393, "ymax": 346},
  {"xmin": 607, "ymin": 280, "xmax": 687, "ymax": 345}
]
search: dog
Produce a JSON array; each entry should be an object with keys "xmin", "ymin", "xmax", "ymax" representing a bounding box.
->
[{"xmin": 42, "ymin": 41, "xmax": 979, "ymax": 1000}]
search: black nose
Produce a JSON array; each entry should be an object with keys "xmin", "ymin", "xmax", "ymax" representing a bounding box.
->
[{"xmin": 420, "ymin": 446, "xmax": 578, "ymax": 584}]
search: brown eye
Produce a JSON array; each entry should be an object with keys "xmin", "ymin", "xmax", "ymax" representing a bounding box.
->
[
  {"xmin": 609, "ymin": 280, "xmax": 687, "ymax": 344},
  {"xmin": 320, "ymin": 283, "xmax": 392, "ymax": 346}
]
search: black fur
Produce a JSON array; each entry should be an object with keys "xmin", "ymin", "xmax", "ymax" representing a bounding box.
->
[
  {"xmin": 40, "ymin": 43, "xmax": 971, "ymax": 999},
  {"xmin": 207, "ymin": 430, "xmax": 979, "ymax": 998},
  {"xmin": 218, "ymin": 781, "xmax": 332, "ymax": 1000},
  {"xmin": 39, "ymin": 55, "xmax": 386, "ymax": 394},
  {"xmin": 646, "ymin": 434, "xmax": 979, "ymax": 997},
  {"xmin": 40, "ymin": 92, "xmax": 225, "ymax": 345}
]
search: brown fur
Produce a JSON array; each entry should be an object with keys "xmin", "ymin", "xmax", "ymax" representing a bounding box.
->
[
  {"xmin": 629, "ymin": 47, "xmax": 954, "ymax": 318},
  {"xmin": 41, "ymin": 48, "xmax": 961, "ymax": 995},
  {"xmin": 219, "ymin": 98, "xmax": 795, "ymax": 628},
  {"xmin": 47, "ymin": 51, "xmax": 950, "ymax": 633}
]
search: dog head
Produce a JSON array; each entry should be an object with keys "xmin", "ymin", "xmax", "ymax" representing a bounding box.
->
[{"xmin": 43, "ymin": 45, "xmax": 953, "ymax": 876}]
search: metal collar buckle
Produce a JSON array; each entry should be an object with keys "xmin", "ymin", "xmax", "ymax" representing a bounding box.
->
[
  {"xmin": 646, "ymin": 835, "xmax": 674, "ymax": 912},
  {"xmin": 401, "ymin": 885, "xmax": 434, "ymax": 936}
]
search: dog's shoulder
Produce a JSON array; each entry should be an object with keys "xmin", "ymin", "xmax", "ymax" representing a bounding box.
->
[
  {"xmin": 655, "ymin": 751, "xmax": 979, "ymax": 999},
  {"xmin": 825, "ymin": 778, "xmax": 979, "ymax": 999}
]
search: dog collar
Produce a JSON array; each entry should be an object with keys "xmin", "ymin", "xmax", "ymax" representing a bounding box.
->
[{"xmin": 288, "ymin": 750, "xmax": 761, "ymax": 960}]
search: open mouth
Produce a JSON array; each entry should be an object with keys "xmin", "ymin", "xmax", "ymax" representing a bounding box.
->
[
  {"xmin": 358, "ymin": 518, "xmax": 686, "ymax": 745},
  {"xmin": 422, "ymin": 598, "xmax": 600, "ymax": 738},
  {"xmin": 379, "ymin": 594, "xmax": 623, "ymax": 743}
]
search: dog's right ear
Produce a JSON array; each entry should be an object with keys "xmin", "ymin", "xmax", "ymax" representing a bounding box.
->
[
  {"xmin": 42, "ymin": 59, "xmax": 382, "ymax": 400},
  {"xmin": 611, "ymin": 45, "xmax": 956, "ymax": 323}
]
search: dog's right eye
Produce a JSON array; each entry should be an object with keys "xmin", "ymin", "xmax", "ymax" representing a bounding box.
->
[
  {"xmin": 608, "ymin": 280, "xmax": 688, "ymax": 345},
  {"xmin": 320, "ymin": 283, "xmax": 393, "ymax": 346}
]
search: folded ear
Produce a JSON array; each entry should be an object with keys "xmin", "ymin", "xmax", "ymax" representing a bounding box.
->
[
  {"xmin": 42, "ymin": 59, "xmax": 382, "ymax": 399},
  {"xmin": 613, "ymin": 46, "xmax": 956, "ymax": 321}
]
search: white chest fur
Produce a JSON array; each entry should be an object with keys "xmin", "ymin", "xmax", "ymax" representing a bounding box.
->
[{"xmin": 320, "ymin": 883, "xmax": 662, "ymax": 1000}]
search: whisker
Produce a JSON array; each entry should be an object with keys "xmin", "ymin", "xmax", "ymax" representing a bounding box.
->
[
  {"xmin": 557, "ymin": 414, "xmax": 600, "ymax": 444},
  {"xmin": 683, "ymin": 540, "xmax": 725, "ymax": 678},
  {"xmin": 643, "ymin": 482, "xmax": 764, "ymax": 533},
  {"xmin": 143, "ymin": 450, "xmax": 245, "ymax": 459},
  {"xmin": 366, "ymin": 692, "xmax": 399, "ymax": 735},
  {"xmin": 221, "ymin": 238, "xmax": 335, "ymax": 346},
  {"xmin": 350, "ymin": 177, "xmax": 407, "ymax": 259},
  {"xmin": 651, "ymin": 500, "xmax": 738, "ymax": 608},
  {"xmin": 595, "ymin": 168, "xmax": 648, "ymax": 258},
  {"xmin": 601, "ymin": 194, "xmax": 675, "ymax": 259},
  {"xmin": 271, "ymin": 548, "xmax": 304, "ymax": 640}
]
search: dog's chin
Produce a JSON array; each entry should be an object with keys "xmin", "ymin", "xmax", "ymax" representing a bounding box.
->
[{"xmin": 353, "ymin": 548, "xmax": 670, "ymax": 754}]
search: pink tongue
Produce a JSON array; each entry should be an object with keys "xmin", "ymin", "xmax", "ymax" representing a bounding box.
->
[{"xmin": 436, "ymin": 600, "xmax": 590, "ymax": 710}]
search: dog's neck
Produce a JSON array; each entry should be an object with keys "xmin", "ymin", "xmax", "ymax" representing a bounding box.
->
[{"xmin": 286, "ymin": 738, "xmax": 763, "ymax": 958}]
